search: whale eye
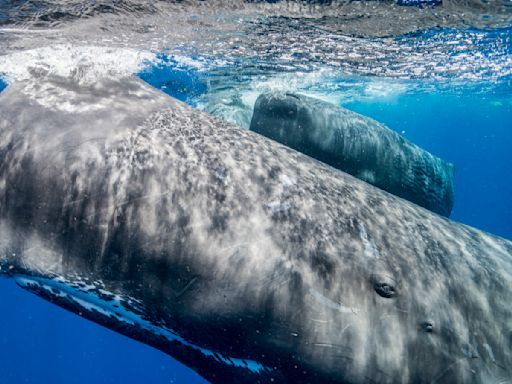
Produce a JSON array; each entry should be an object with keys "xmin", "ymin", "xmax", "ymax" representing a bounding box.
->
[
  {"xmin": 371, "ymin": 274, "xmax": 397, "ymax": 298},
  {"xmin": 374, "ymin": 282, "xmax": 396, "ymax": 298}
]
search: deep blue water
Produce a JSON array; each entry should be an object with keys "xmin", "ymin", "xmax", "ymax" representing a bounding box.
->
[
  {"xmin": 138, "ymin": 54, "xmax": 208, "ymax": 107},
  {"xmin": 0, "ymin": 278, "xmax": 206, "ymax": 383},
  {"xmin": 0, "ymin": 52, "xmax": 511, "ymax": 383}
]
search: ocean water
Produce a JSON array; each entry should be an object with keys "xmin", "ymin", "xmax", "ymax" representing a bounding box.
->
[{"xmin": 0, "ymin": 1, "xmax": 511, "ymax": 383}]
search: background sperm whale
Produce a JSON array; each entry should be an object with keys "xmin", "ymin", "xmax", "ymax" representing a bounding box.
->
[
  {"xmin": 0, "ymin": 76, "xmax": 511, "ymax": 383},
  {"xmin": 250, "ymin": 92, "xmax": 455, "ymax": 216}
]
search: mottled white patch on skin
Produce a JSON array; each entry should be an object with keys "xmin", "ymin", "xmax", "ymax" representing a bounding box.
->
[
  {"xmin": 20, "ymin": 237, "xmax": 63, "ymax": 275},
  {"xmin": 358, "ymin": 222, "xmax": 380, "ymax": 259},
  {"xmin": 266, "ymin": 200, "xmax": 291, "ymax": 214},
  {"xmin": 279, "ymin": 174, "xmax": 296, "ymax": 187},
  {"xmin": 0, "ymin": 225, "xmax": 63, "ymax": 276}
]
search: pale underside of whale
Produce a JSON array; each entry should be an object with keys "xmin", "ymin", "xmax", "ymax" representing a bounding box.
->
[{"xmin": 0, "ymin": 77, "xmax": 511, "ymax": 384}]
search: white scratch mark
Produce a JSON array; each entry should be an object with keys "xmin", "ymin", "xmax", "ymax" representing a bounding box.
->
[{"xmin": 309, "ymin": 288, "xmax": 358, "ymax": 314}]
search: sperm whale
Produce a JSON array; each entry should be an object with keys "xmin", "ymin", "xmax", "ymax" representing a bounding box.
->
[{"xmin": 0, "ymin": 76, "xmax": 510, "ymax": 384}]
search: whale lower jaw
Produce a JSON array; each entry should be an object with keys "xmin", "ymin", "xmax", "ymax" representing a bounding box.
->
[{"xmin": 13, "ymin": 273, "xmax": 273, "ymax": 383}]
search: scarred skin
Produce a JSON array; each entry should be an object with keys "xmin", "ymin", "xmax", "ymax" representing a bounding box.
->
[{"xmin": 0, "ymin": 77, "xmax": 511, "ymax": 384}]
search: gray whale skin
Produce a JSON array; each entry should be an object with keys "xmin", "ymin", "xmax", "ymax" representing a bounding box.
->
[
  {"xmin": 0, "ymin": 77, "xmax": 511, "ymax": 384},
  {"xmin": 250, "ymin": 92, "xmax": 455, "ymax": 217}
]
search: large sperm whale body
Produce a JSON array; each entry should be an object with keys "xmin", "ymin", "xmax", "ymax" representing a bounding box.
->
[
  {"xmin": 0, "ymin": 77, "xmax": 511, "ymax": 384},
  {"xmin": 250, "ymin": 92, "xmax": 455, "ymax": 217}
]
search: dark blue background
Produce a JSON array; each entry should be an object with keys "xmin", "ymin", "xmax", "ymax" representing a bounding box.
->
[{"xmin": 0, "ymin": 68, "xmax": 510, "ymax": 383}]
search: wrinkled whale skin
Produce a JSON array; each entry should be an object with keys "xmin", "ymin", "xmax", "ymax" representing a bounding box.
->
[
  {"xmin": 0, "ymin": 77, "xmax": 511, "ymax": 384},
  {"xmin": 250, "ymin": 92, "xmax": 455, "ymax": 216}
]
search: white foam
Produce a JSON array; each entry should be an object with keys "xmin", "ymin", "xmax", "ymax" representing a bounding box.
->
[
  {"xmin": 0, "ymin": 45, "xmax": 156, "ymax": 85},
  {"xmin": 363, "ymin": 81, "xmax": 407, "ymax": 99},
  {"xmin": 202, "ymin": 69, "xmax": 411, "ymax": 129},
  {"xmin": 170, "ymin": 54, "xmax": 209, "ymax": 71}
]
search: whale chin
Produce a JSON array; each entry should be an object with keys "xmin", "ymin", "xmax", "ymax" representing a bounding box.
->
[{"xmin": 14, "ymin": 272, "xmax": 272, "ymax": 381}]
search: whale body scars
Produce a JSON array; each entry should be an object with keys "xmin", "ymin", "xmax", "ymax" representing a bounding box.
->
[
  {"xmin": 0, "ymin": 77, "xmax": 511, "ymax": 384},
  {"xmin": 250, "ymin": 92, "xmax": 455, "ymax": 216}
]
